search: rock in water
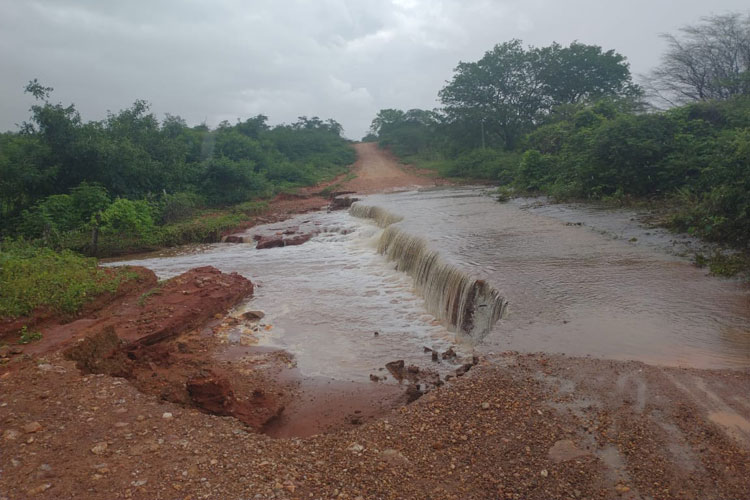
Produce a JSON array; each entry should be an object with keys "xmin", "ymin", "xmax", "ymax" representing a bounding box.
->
[{"xmin": 385, "ymin": 360, "xmax": 406, "ymax": 381}]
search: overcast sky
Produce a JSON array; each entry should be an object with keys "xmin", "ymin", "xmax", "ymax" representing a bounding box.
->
[{"xmin": 1, "ymin": 0, "xmax": 748, "ymax": 139}]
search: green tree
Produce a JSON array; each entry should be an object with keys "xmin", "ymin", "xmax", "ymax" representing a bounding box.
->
[{"xmin": 439, "ymin": 40, "xmax": 639, "ymax": 149}]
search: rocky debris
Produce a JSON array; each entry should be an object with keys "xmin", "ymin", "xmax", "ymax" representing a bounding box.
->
[
  {"xmin": 283, "ymin": 233, "xmax": 313, "ymax": 246},
  {"xmin": 3, "ymin": 429, "xmax": 20, "ymax": 440},
  {"xmin": 186, "ymin": 370, "xmax": 284, "ymax": 428},
  {"xmin": 241, "ymin": 310, "xmax": 265, "ymax": 321},
  {"xmin": 455, "ymin": 363, "xmax": 474, "ymax": 377},
  {"xmin": 347, "ymin": 443, "xmax": 364, "ymax": 453},
  {"xmin": 385, "ymin": 360, "xmax": 406, "ymax": 381},
  {"xmin": 441, "ymin": 347, "xmax": 457, "ymax": 360},
  {"xmin": 404, "ymin": 384, "xmax": 423, "ymax": 403},
  {"xmin": 90, "ymin": 442, "xmax": 108, "ymax": 455},
  {"xmin": 255, "ymin": 235, "xmax": 285, "ymax": 249},
  {"xmin": 380, "ymin": 448, "xmax": 410, "ymax": 465},
  {"xmin": 64, "ymin": 327, "xmax": 126, "ymax": 376},
  {"xmin": 369, "ymin": 374, "xmax": 381, "ymax": 382},
  {"xmin": 384, "ymin": 360, "xmax": 443, "ymax": 397},
  {"xmin": 187, "ymin": 372, "xmax": 237, "ymax": 415},
  {"xmin": 23, "ymin": 422, "xmax": 43, "ymax": 434},
  {"xmin": 255, "ymin": 232, "xmax": 315, "ymax": 249},
  {"xmin": 51, "ymin": 267, "xmax": 291, "ymax": 432},
  {"xmin": 3, "ymin": 333, "xmax": 750, "ymax": 499},
  {"xmin": 548, "ymin": 439, "xmax": 590, "ymax": 463},
  {"xmin": 329, "ymin": 196, "xmax": 359, "ymax": 211}
]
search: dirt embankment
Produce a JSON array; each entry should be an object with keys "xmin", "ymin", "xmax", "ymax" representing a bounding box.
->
[{"xmin": 0, "ymin": 266, "xmax": 292, "ymax": 430}]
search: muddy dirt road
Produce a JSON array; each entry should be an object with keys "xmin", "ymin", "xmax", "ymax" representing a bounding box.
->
[{"xmin": 341, "ymin": 142, "xmax": 445, "ymax": 194}]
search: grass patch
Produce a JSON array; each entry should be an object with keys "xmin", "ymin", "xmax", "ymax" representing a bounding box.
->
[
  {"xmin": 0, "ymin": 240, "xmax": 135, "ymax": 318},
  {"xmin": 55, "ymin": 203, "xmax": 270, "ymax": 257},
  {"xmin": 694, "ymin": 251, "xmax": 750, "ymax": 278},
  {"xmin": 137, "ymin": 280, "xmax": 167, "ymax": 307},
  {"xmin": 318, "ymin": 172, "xmax": 358, "ymax": 197},
  {"xmin": 18, "ymin": 326, "xmax": 42, "ymax": 344}
]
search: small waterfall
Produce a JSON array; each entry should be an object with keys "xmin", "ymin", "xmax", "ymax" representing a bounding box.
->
[
  {"xmin": 350, "ymin": 203, "xmax": 508, "ymax": 340},
  {"xmin": 349, "ymin": 203, "xmax": 404, "ymax": 228}
]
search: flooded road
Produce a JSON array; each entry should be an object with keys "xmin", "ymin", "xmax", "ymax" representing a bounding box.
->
[
  {"xmin": 110, "ymin": 187, "xmax": 750, "ymax": 379},
  {"xmin": 366, "ymin": 187, "xmax": 750, "ymax": 369}
]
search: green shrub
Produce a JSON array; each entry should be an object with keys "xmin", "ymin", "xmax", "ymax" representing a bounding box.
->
[
  {"xmin": 448, "ymin": 148, "xmax": 520, "ymax": 182},
  {"xmin": 516, "ymin": 150, "xmax": 554, "ymax": 191},
  {"xmin": 70, "ymin": 182, "xmax": 110, "ymax": 222},
  {"xmin": 155, "ymin": 192, "xmax": 204, "ymax": 224},
  {"xmin": 100, "ymin": 198, "xmax": 155, "ymax": 237}
]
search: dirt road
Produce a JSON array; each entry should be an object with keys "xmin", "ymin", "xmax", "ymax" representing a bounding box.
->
[{"xmin": 341, "ymin": 142, "xmax": 445, "ymax": 194}]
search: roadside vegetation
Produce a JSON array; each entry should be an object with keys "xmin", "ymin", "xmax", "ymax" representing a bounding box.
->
[
  {"xmin": 0, "ymin": 83, "xmax": 354, "ymax": 324},
  {"xmin": 0, "ymin": 83, "xmax": 354, "ymax": 257},
  {"xmin": 365, "ymin": 12, "xmax": 750, "ymax": 277},
  {"xmin": 0, "ymin": 240, "xmax": 138, "ymax": 320}
]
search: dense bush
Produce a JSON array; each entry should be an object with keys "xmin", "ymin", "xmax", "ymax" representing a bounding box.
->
[
  {"xmin": 99, "ymin": 198, "xmax": 155, "ymax": 237},
  {"xmin": 447, "ymin": 149, "xmax": 521, "ymax": 182},
  {"xmin": 0, "ymin": 85, "xmax": 354, "ymax": 250}
]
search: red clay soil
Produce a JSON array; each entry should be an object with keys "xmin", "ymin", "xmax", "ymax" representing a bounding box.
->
[
  {"xmin": 0, "ymin": 266, "xmax": 157, "ymax": 343},
  {"xmin": 0, "ymin": 266, "xmax": 291, "ymax": 433}
]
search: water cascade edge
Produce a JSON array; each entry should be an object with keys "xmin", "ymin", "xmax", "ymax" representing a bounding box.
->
[{"xmin": 350, "ymin": 202, "xmax": 507, "ymax": 340}]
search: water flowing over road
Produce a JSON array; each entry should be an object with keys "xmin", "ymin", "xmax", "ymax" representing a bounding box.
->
[{"xmin": 114, "ymin": 186, "xmax": 750, "ymax": 376}]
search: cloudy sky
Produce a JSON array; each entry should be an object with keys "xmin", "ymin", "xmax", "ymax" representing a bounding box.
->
[{"xmin": 1, "ymin": 0, "xmax": 747, "ymax": 139}]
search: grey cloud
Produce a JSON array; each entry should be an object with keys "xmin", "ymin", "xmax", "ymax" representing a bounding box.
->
[{"xmin": 1, "ymin": 0, "xmax": 748, "ymax": 139}]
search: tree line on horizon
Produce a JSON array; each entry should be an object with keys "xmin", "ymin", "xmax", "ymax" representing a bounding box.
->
[
  {"xmin": 366, "ymin": 12, "xmax": 750, "ymax": 251},
  {"xmin": 0, "ymin": 82, "xmax": 354, "ymax": 246}
]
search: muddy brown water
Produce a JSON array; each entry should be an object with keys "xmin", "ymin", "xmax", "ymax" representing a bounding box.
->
[{"xmin": 110, "ymin": 187, "xmax": 750, "ymax": 385}]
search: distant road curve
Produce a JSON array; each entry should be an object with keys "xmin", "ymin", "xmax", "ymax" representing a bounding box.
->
[{"xmin": 341, "ymin": 142, "xmax": 446, "ymax": 194}]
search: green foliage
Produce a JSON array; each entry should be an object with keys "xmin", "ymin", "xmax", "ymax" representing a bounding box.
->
[
  {"xmin": 1, "ymin": 83, "xmax": 354, "ymax": 248},
  {"xmin": 439, "ymin": 40, "xmax": 640, "ymax": 149},
  {"xmin": 370, "ymin": 109, "xmax": 440, "ymax": 156},
  {"xmin": 152, "ymin": 212, "xmax": 245, "ymax": 248},
  {"xmin": 137, "ymin": 280, "xmax": 166, "ymax": 307},
  {"xmin": 231, "ymin": 200, "xmax": 269, "ymax": 217},
  {"xmin": 517, "ymin": 150, "xmax": 554, "ymax": 191},
  {"xmin": 154, "ymin": 192, "xmax": 204, "ymax": 224},
  {"xmin": 515, "ymin": 95, "xmax": 750, "ymax": 250},
  {"xmin": 100, "ymin": 198, "xmax": 155, "ymax": 237},
  {"xmin": 447, "ymin": 148, "xmax": 520, "ymax": 182},
  {"xmin": 18, "ymin": 326, "xmax": 42, "ymax": 344},
  {"xmin": 0, "ymin": 240, "xmax": 131, "ymax": 318},
  {"xmin": 71, "ymin": 182, "xmax": 110, "ymax": 220}
]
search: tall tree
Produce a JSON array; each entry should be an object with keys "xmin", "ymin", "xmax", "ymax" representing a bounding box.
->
[
  {"xmin": 646, "ymin": 12, "xmax": 750, "ymax": 105},
  {"xmin": 439, "ymin": 40, "xmax": 640, "ymax": 149}
]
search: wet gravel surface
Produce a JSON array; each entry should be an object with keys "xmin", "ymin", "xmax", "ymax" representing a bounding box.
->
[{"xmin": 2, "ymin": 351, "xmax": 749, "ymax": 499}]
